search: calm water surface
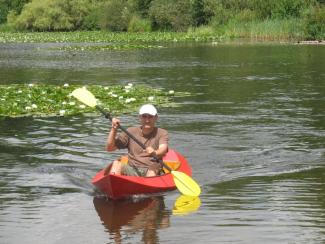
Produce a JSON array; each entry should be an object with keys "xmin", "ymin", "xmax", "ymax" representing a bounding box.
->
[{"xmin": 0, "ymin": 42, "xmax": 325, "ymax": 243}]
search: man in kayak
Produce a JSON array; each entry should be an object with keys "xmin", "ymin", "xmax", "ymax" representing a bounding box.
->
[{"xmin": 104, "ymin": 104, "xmax": 168, "ymax": 177}]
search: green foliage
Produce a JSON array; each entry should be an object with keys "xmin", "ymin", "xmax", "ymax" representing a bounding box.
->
[
  {"xmin": 0, "ymin": 83, "xmax": 178, "ymax": 118},
  {"xmin": 128, "ymin": 15, "xmax": 152, "ymax": 32},
  {"xmin": 0, "ymin": 31, "xmax": 221, "ymax": 43},
  {"xmin": 0, "ymin": 0, "xmax": 323, "ymax": 40},
  {"xmin": 149, "ymin": 0, "xmax": 193, "ymax": 31},
  {"xmin": 56, "ymin": 43, "xmax": 160, "ymax": 51},
  {"xmin": 271, "ymin": 0, "xmax": 311, "ymax": 19},
  {"xmin": 7, "ymin": 0, "xmax": 104, "ymax": 31},
  {"xmin": 222, "ymin": 18, "xmax": 305, "ymax": 40},
  {"xmin": 100, "ymin": 0, "xmax": 132, "ymax": 32},
  {"xmin": 130, "ymin": 0, "xmax": 153, "ymax": 17},
  {"xmin": 207, "ymin": 2, "xmax": 234, "ymax": 26},
  {"xmin": 0, "ymin": 0, "xmax": 30, "ymax": 24},
  {"xmin": 187, "ymin": 25, "xmax": 215, "ymax": 37},
  {"xmin": 192, "ymin": 0, "xmax": 208, "ymax": 26},
  {"xmin": 303, "ymin": 6, "xmax": 325, "ymax": 40}
]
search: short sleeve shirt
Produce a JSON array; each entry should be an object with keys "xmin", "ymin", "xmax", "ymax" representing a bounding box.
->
[{"xmin": 115, "ymin": 127, "xmax": 168, "ymax": 171}]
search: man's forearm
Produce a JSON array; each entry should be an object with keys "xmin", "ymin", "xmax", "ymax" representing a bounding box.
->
[{"xmin": 106, "ymin": 128, "xmax": 118, "ymax": 151}]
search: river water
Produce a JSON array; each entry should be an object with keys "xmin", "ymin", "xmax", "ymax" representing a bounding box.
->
[{"xmin": 0, "ymin": 42, "xmax": 325, "ymax": 243}]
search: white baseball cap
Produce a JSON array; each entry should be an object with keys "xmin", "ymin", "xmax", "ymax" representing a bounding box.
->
[{"xmin": 139, "ymin": 104, "xmax": 157, "ymax": 116}]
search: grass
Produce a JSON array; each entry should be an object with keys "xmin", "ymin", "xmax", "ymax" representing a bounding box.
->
[{"xmin": 222, "ymin": 18, "xmax": 305, "ymax": 41}]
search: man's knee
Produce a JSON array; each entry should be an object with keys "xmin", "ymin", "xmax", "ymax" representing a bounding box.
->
[
  {"xmin": 146, "ymin": 169, "xmax": 157, "ymax": 177},
  {"xmin": 104, "ymin": 160, "xmax": 121, "ymax": 175}
]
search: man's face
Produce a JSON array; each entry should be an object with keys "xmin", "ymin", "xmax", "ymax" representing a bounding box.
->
[{"xmin": 139, "ymin": 114, "xmax": 157, "ymax": 129}]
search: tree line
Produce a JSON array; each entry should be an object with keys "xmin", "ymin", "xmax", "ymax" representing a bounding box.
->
[{"xmin": 0, "ymin": 0, "xmax": 324, "ymax": 39}]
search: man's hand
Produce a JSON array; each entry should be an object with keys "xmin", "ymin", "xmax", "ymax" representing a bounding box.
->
[
  {"xmin": 145, "ymin": 146, "xmax": 157, "ymax": 157},
  {"xmin": 111, "ymin": 118, "xmax": 120, "ymax": 129}
]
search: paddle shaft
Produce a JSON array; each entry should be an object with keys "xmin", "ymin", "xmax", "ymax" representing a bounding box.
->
[{"xmin": 96, "ymin": 105, "xmax": 173, "ymax": 172}]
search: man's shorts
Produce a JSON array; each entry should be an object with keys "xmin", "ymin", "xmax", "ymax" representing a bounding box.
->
[{"xmin": 122, "ymin": 163, "xmax": 148, "ymax": 177}]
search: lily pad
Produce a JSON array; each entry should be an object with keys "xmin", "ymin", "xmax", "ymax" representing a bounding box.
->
[{"xmin": 0, "ymin": 83, "xmax": 178, "ymax": 118}]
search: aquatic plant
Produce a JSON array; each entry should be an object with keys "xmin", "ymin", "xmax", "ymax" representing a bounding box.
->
[
  {"xmin": 56, "ymin": 43, "xmax": 163, "ymax": 51},
  {"xmin": 0, "ymin": 83, "xmax": 180, "ymax": 118},
  {"xmin": 0, "ymin": 31, "xmax": 219, "ymax": 44}
]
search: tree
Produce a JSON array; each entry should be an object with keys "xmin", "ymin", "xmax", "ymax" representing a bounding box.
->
[
  {"xmin": 0, "ymin": 0, "xmax": 30, "ymax": 24},
  {"xmin": 130, "ymin": 0, "xmax": 153, "ymax": 17},
  {"xmin": 100, "ymin": 0, "xmax": 132, "ymax": 31},
  {"xmin": 8, "ymin": 0, "xmax": 104, "ymax": 31},
  {"xmin": 149, "ymin": 0, "xmax": 193, "ymax": 31}
]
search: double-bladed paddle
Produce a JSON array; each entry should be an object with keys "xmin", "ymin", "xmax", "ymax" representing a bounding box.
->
[{"xmin": 71, "ymin": 87, "xmax": 201, "ymax": 197}]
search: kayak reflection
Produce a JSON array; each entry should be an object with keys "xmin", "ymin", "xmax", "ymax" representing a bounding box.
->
[
  {"xmin": 93, "ymin": 196, "xmax": 170, "ymax": 243},
  {"xmin": 173, "ymin": 195, "xmax": 201, "ymax": 215}
]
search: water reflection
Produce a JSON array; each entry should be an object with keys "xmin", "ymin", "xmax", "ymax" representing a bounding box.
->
[
  {"xmin": 173, "ymin": 195, "xmax": 201, "ymax": 215},
  {"xmin": 93, "ymin": 196, "xmax": 170, "ymax": 244}
]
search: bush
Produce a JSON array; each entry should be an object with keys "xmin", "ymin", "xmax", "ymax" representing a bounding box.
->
[
  {"xmin": 148, "ymin": 0, "xmax": 193, "ymax": 31},
  {"xmin": 100, "ymin": 0, "xmax": 131, "ymax": 32},
  {"xmin": 7, "ymin": 0, "xmax": 104, "ymax": 31},
  {"xmin": 128, "ymin": 15, "xmax": 151, "ymax": 32},
  {"xmin": 209, "ymin": 7, "xmax": 234, "ymax": 27},
  {"xmin": 130, "ymin": 0, "xmax": 153, "ymax": 18},
  {"xmin": 12, "ymin": 0, "xmax": 73, "ymax": 31},
  {"xmin": 81, "ymin": 7, "xmax": 102, "ymax": 30},
  {"xmin": 304, "ymin": 6, "xmax": 325, "ymax": 40},
  {"xmin": 0, "ymin": 23, "xmax": 15, "ymax": 32},
  {"xmin": 0, "ymin": 0, "xmax": 30, "ymax": 24},
  {"xmin": 271, "ymin": 0, "xmax": 311, "ymax": 19}
]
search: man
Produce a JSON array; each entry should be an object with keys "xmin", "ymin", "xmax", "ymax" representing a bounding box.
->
[{"xmin": 104, "ymin": 104, "xmax": 168, "ymax": 177}]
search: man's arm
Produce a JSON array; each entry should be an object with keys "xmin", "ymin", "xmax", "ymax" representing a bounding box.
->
[
  {"xmin": 105, "ymin": 118, "xmax": 120, "ymax": 151},
  {"xmin": 145, "ymin": 143, "xmax": 168, "ymax": 158}
]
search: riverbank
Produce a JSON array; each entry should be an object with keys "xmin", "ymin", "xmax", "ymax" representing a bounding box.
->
[
  {"xmin": 0, "ymin": 19, "xmax": 325, "ymax": 46},
  {"xmin": 0, "ymin": 29, "xmax": 323, "ymax": 48}
]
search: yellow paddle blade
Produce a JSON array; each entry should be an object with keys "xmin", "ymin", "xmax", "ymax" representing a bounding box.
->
[
  {"xmin": 173, "ymin": 195, "xmax": 201, "ymax": 215},
  {"xmin": 71, "ymin": 87, "xmax": 97, "ymax": 107},
  {"xmin": 171, "ymin": 171, "xmax": 201, "ymax": 197}
]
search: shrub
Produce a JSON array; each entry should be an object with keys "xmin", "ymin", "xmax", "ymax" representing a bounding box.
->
[
  {"xmin": 0, "ymin": 0, "xmax": 30, "ymax": 24},
  {"xmin": 148, "ymin": 0, "xmax": 193, "ymax": 31},
  {"xmin": 81, "ymin": 6, "xmax": 102, "ymax": 30},
  {"xmin": 128, "ymin": 15, "xmax": 151, "ymax": 32},
  {"xmin": 12, "ymin": 0, "xmax": 73, "ymax": 31},
  {"xmin": 130, "ymin": 0, "xmax": 153, "ymax": 18},
  {"xmin": 271, "ymin": 0, "xmax": 311, "ymax": 19},
  {"xmin": 100, "ymin": 0, "xmax": 131, "ymax": 32},
  {"xmin": 7, "ymin": 0, "xmax": 103, "ymax": 31},
  {"xmin": 304, "ymin": 6, "xmax": 325, "ymax": 40}
]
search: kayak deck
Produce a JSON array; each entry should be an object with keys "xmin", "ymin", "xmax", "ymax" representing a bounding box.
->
[{"xmin": 92, "ymin": 150, "xmax": 192, "ymax": 199}]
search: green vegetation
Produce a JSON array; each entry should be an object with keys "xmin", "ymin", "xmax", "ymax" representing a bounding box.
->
[
  {"xmin": 0, "ymin": 83, "xmax": 180, "ymax": 118},
  {"xmin": 55, "ymin": 43, "xmax": 162, "ymax": 51},
  {"xmin": 0, "ymin": 31, "xmax": 219, "ymax": 44},
  {"xmin": 0, "ymin": 0, "xmax": 324, "ymax": 41}
]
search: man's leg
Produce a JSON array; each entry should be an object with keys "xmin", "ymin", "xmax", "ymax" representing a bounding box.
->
[
  {"xmin": 104, "ymin": 160, "xmax": 122, "ymax": 175},
  {"xmin": 146, "ymin": 169, "xmax": 157, "ymax": 177}
]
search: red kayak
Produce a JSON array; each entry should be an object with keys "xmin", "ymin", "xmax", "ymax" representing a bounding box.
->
[{"xmin": 92, "ymin": 149, "xmax": 192, "ymax": 199}]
